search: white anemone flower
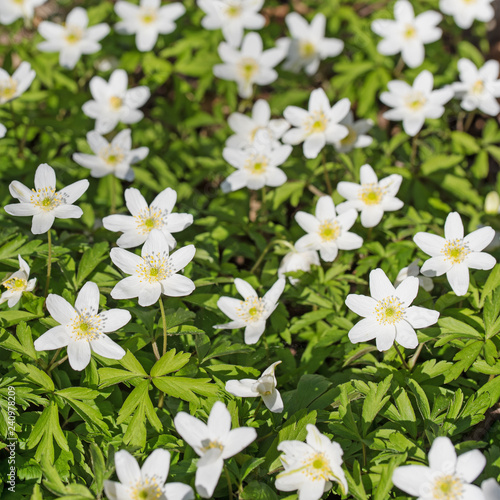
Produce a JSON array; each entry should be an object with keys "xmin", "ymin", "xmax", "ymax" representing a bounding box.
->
[
  {"xmin": 482, "ymin": 479, "xmax": 500, "ymax": 500},
  {"xmin": 197, "ymin": 0, "xmax": 265, "ymax": 48},
  {"xmin": 294, "ymin": 196, "xmax": 363, "ymax": 262},
  {"xmin": 38, "ymin": 7, "xmax": 110, "ymax": 70},
  {"xmin": 0, "ymin": 123, "xmax": 6, "ymax": 138},
  {"xmin": 276, "ymin": 424, "xmax": 348, "ymax": 499},
  {"xmin": 336, "ymin": 164, "xmax": 403, "ymax": 228},
  {"xmin": 440, "ymin": 0, "xmax": 494, "ymax": 29},
  {"xmin": 0, "ymin": 61, "xmax": 36, "ymax": 105},
  {"xmin": 394, "ymin": 260, "xmax": 434, "ymax": 292},
  {"xmin": 0, "ymin": 0, "xmax": 47, "ymax": 25},
  {"xmin": 371, "ymin": 0, "xmax": 442, "ymax": 68},
  {"xmin": 414, "ymin": 212, "xmax": 496, "ymax": 296},
  {"xmin": 345, "ymin": 268, "xmax": 440, "ymax": 351},
  {"xmin": 110, "ymin": 229, "xmax": 196, "ymax": 307},
  {"xmin": 0, "ymin": 255, "xmax": 36, "ymax": 307},
  {"xmin": 115, "ymin": 0, "xmax": 185, "ymax": 52},
  {"xmin": 392, "ymin": 437, "xmax": 486, "ymax": 499},
  {"xmin": 332, "ymin": 112, "xmax": 373, "ymax": 154},
  {"xmin": 103, "ymin": 187, "xmax": 193, "ymax": 250},
  {"xmin": 213, "ymin": 32, "xmax": 286, "ymax": 99},
  {"xmin": 34, "ymin": 282, "xmax": 129, "ymax": 371},
  {"xmin": 282, "ymin": 88, "xmax": 350, "ymax": 159},
  {"xmin": 4, "ymin": 163, "xmax": 89, "ymax": 235},
  {"xmin": 221, "ymin": 142, "xmax": 292, "ymax": 192},
  {"xmin": 214, "ymin": 277, "xmax": 285, "ymax": 345},
  {"xmin": 73, "ymin": 129, "xmax": 149, "ymax": 181},
  {"xmin": 277, "ymin": 12, "xmax": 343, "ymax": 75},
  {"xmin": 174, "ymin": 401, "xmax": 257, "ymax": 499},
  {"xmin": 104, "ymin": 449, "xmax": 194, "ymax": 500},
  {"xmin": 380, "ymin": 70, "xmax": 453, "ymax": 136},
  {"xmin": 226, "ymin": 99, "xmax": 290, "ymax": 150},
  {"xmin": 452, "ymin": 58, "xmax": 500, "ymax": 116},
  {"xmin": 225, "ymin": 361, "xmax": 283, "ymax": 413},
  {"xmin": 82, "ymin": 69, "xmax": 151, "ymax": 134},
  {"xmin": 278, "ymin": 245, "xmax": 320, "ymax": 285}
]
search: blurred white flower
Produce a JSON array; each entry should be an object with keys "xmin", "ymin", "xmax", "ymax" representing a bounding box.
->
[
  {"xmin": 174, "ymin": 401, "xmax": 257, "ymax": 498},
  {"xmin": 452, "ymin": 58, "xmax": 500, "ymax": 116},
  {"xmin": 38, "ymin": 7, "xmax": 110, "ymax": 70},
  {"xmin": 73, "ymin": 129, "xmax": 149, "ymax": 181},
  {"xmin": 214, "ymin": 278, "xmax": 285, "ymax": 344},
  {"xmin": 0, "ymin": 61, "xmax": 36, "ymax": 105},
  {"xmin": 34, "ymin": 282, "xmax": 129, "ymax": 371},
  {"xmin": 0, "ymin": 255, "xmax": 36, "ymax": 307},
  {"xmin": 221, "ymin": 142, "xmax": 292, "ymax": 192},
  {"xmin": 5, "ymin": 163, "xmax": 89, "ymax": 235},
  {"xmin": 395, "ymin": 260, "xmax": 434, "ymax": 292},
  {"xmin": 392, "ymin": 437, "xmax": 486, "ymax": 499},
  {"xmin": 371, "ymin": 0, "xmax": 442, "ymax": 68},
  {"xmin": 278, "ymin": 245, "xmax": 320, "ymax": 284},
  {"xmin": 336, "ymin": 164, "xmax": 403, "ymax": 228},
  {"xmin": 103, "ymin": 187, "xmax": 193, "ymax": 249},
  {"xmin": 440, "ymin": 0, "xmax": 494, "ymax": 29},
  {"xmin": 0, "ymin": 0, "xmax": 47, "ymax": 25},
  {"xmin": 0, "ymin": 123, "xmax": 6, "ymax": 138},
  {"xmin": 295, "ymin": 196, "xmax": 362, "ymax": 262},
  {"xmin": 277, "ymin": 12, "xmax": 343, "ymax": 75},
  {"xmin": 482, "ymin": 478, "xmax": 500, "ymax": 500},
  {"xmin": 485, "ymin": 191, "xmax": 500, "ymax": 215},
  {"xmin": 226, "ymin": 99, "xmax": 289, "ymax": 150},
  {"xmin": 213, "ymin": 32, "xmax": 286, "ymax": 98},
  {"xmin": 282, "ymin": 88, "xmax": 350, "ymax": 159},
  {"xmin": 276, "ymin": 424, "xmax": 348, "ymax": 499},
  {"xmin": 332, "ymin": 112, "xmax": 373, "ymax": 153},
  {"xmin": 414, "ymin": 212, "xmax": 496, "ymax": 296},
  {"xmin": 226, "ymin": 360, "xmax": 283, "ymax": 412},
  {"xmin": 197, "ymin": 0, "xmax": 265, "ymax": 47},
  {"xmin": 115, "ymin": 0, "xmax": 185, "ymax": 52},
  {"xmin": 104, "ymin": 449, "xmax": 194, "ymax": 500},
  {"xmin": 82, "ymin": 69, "xmax": 150, "ymax": 134},
  {"xmin": 110, "ymin": 229, "xmax": 196, "ymax": 307},
  {"xmin": 346, "ymin": 268, "xmax": 439, "ymax": 351},
  {"xmin": 381, "ymin": 70, "xmax": 453, "ymax": 136}
]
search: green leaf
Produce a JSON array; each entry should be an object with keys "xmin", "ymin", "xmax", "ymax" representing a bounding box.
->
[
  {"xmin": 360, "ymin": 375, "xmax": 392, "ymax": 435},
  {"xmin": 14, "ymin": 362, "xmax": 54, "ymax": 391},
  {"xmin": 153, "ymin": 376, "xmax": 218, "ymax": 403},
  {"xmin": 420, "ymin": 155, "xmax": 463, "ymax": 176},
  {"xmin": 150, "ymin": 349, "xmax": 191, "ymax": 377},
  {"xmin": 240, "ymin": 481, "xmax": 278, "ymax": 500},
  {"xmin": 444, "ymin": 340, "xmax": 484, "ymax": 383},
  {"xmin": 75, "ymin": 242, "xmax": 109, "ymax": 287}
]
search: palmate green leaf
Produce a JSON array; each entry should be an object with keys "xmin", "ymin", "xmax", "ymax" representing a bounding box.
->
[
  {"xmin": 444, "ymin": 340, "xmax": 484, "ymax": 383},
  {"xmin": 89, "ymin": 443, "xmax": 105, "ymax": 496},
  {"xmin": 75, "ymin": 241, "xmax": 110, "ymax": 287},
  {"xmin": 406, "ymin": 379, "xmax": 431, "ymax": 421},
  {"xmin": 13, "ymin": 362, "xmax": 54, "ymax": 392},
  {"xmin": 0, "ymin": 310, "xmax": 40, "ymax": 326},
  {"xmin": 481, "ymin": 264, "xmax": 500, "ymax": 307},
  {"xmin": 384, "ymin": 388, "xmax": 417, "ymax": 439},
  {"xmin": 240, "ymin": 481, "xmax": 278, "ymax": 500},
  {"xmin": 345, "ymin": 460, "xmax": 368, "ymax": 500},
  {"xmin": 153, "ymin": 376, "xmax": 218, "ymax": 404},
  {"xmin": 150, "ymin": 349, "xmax": 191, "ymax": 377},
  {"xmin": 373, "ymin": 455, "xmax": 407, "ymax": 500},
  {"xmin": 357, "ymin": 375, "xmax": 392, "ymax": 436}
]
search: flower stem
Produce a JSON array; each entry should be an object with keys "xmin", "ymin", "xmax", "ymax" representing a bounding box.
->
[
  {"xmin": 464, "ymin": 111, "xmax": 475, "ymax": 132},
  {"xmin": 408, "ymin": 343, "xmax": 424, "ymax": 371},
  {"xmin": 110, "ymin": 176, "xmax": 117, "ymax": 214},
  {"xmin": 151, "ymin": 339, "xmax": 161, "ymax": 361},
  {"xmin": 411, "ymin": 134, "xmax": 419, "ymax": 166},
  {"xmin": 322, "ymin": 151, "xmax": 332, "ymax": 195},
  {"xmin": 159, "ymin": 297, "xmax": 168, "ymax": 356},
  {"xmin": 44, "ymin": 230, "xmax": 52, "ymax": 298},
  {"xmin": 46, "ymin": 348, "xmax": 62, "ymax": 372},
  {"xmin": 394, "ymin": 56, "xmax": 404, "ymax": 77},
  {"xmin": 394, "ymin": 343, "xmax": 410, "ymax": 370},
  {"xmin": 48, "ymin": 354, "xmax": 68, "ymax": 372},
  {"xmin": 254, "ymin": 398, "xmax": 263, "ymax": 417},
  {"xmin": 261, "ymin": 186, "xmax": 267, "ymax": 218},
  {"xmin": 225, "ymin": 466, "xmax": 233, "ymax": 499}
]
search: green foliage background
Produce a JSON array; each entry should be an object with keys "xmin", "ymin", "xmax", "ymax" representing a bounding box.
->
[{"xmin": 1, "ymin": 0, "xmax": 500, "ymax": 498}]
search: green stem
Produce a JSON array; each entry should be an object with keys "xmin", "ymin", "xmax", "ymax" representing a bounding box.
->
[
  {"xmin": 46, "ymin": 347, "xmax": 62, "ymax": 371},
  {"xmin": 411, "ymin": 134, "xmax": 419, "ymax": 167},
  {"xmin": 408, "ymin": 343, "xmax": 424, "ymax": 371},
  {"xmin": 159, "ymin": 297, "xmax": 168, "ymax": 356},
  {"xmin": 322, "ymin": 151, "xmax": 332, "ymax": 195},
  {"xmin": 394, "ymin": 343, "xmax": 410, "ymax": 370},
  {"xmin": 48, "ymin": 354, "xmax": 68, "ymax": 372},
  {"xmin": 110, "ymin": 176, "xmax": 117, "ymax": 214},
  {"xmin": 225, "ymin": 466, "xmax": 233, "ymax": 499},
  {"xmin": 254, "ymin": 398, "xmax": 263, "ymax": 417},
  {"xmin": 394, "ymin": 56, "xmax": 405, "ymax": 77},
  {"xmin": 261, "ymin": 186, "xmax": 267, "ymax": 218},
  {"xmin": 44, "ymin": 230, "xmax": 52, "ymax": 298},
  {"xmin": 464, "ymin": 111, "xmax": 475, "ymax": 132}
]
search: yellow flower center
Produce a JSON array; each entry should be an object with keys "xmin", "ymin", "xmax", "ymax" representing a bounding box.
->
[
  {"xmin": 305, "ymin": 111, "xmax": 328, "ymax": 134},
  {"xmin": 245, "ymin": 154, "xmax": 269, "ymax": 175},
  {"xmin": 99, "ymin": 145, "xmax": 125, "ymax": 166},
  {"xmin": 238, "ymin": 58, "xmax": 259, "ymax": 82},
  {"xmin": 130, "ymin": 477, "xmax": 163, "ymax": 500},
  {"xmin": 3, "ymin": 277, "xmax": 27, "ymax": 291},
  {"xmin": 141, "ymin": 8, "xmax": 157, "ymax": 24},
  {"xmin": 0, "ymin": 78, "xmax": 18, "ymax": 102},
  {"xmin": 65, "ymin": 27, "xmax": 83, "ymax": 44},
  {"xmin": 432, "ymin": 474, "xmax": 464, "ymax": 499},
  {"xmin": 359, "ymin": 184, "xmax": 383, "ymax": 205},
  {"xmin": 30, "ymin": 187, "xmax": 63, "ymax": 212},
  {"xmin": 225, "ymin": 4, "xmax": 242, "ymax": 17},
  {"xmin": 403, "ymin": 24, "xmax": 417, "ymax": 39},
  {"xmin": 202, "ymin": 440, "xmax": 224, "ymax": 452},
  {"xmin": 109, "ymin": 96, "xmax": 123, "ymax": 110},
  {"xmin": 135, "ymin": 208, "xmax": 164, "ymax": 235},
  {"xmin": 442, "ymin": 239, "xmax": 470, "ymax": 264},
  {"xmin": 318, "ymin": 220, "xmax": 340, "ymax": 242},
  {"xmin": 299, "ymin": 40, "xmax": 317, "ymax": 58},
  {"xmin": 375, "ymin": 296, "xmax": 405, "ymax": 325},
  {"xmin": 71, "ymin": 313, "xmax": 102, "ymax": 341},
  {"xmin": 472, "ymin": 79, "xmax": 484, "ymax": 95},
  {"xmin": 236, "ymin": 296, "xmax": 265, "ymax": 322},
  {"xmin": 137, "ymin": 253, "xmax": 172, "ymax": 284},
  {"xmin": 340, "ymin": 125, "xmax": 358, "ymax": 146},
  {"xmin": 405, "ymin": 92, "xmax": 427, "ymax": 111},
  {"xmin": 303, "ymin": 452, "xmax": 332, "ymax": 481}
]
